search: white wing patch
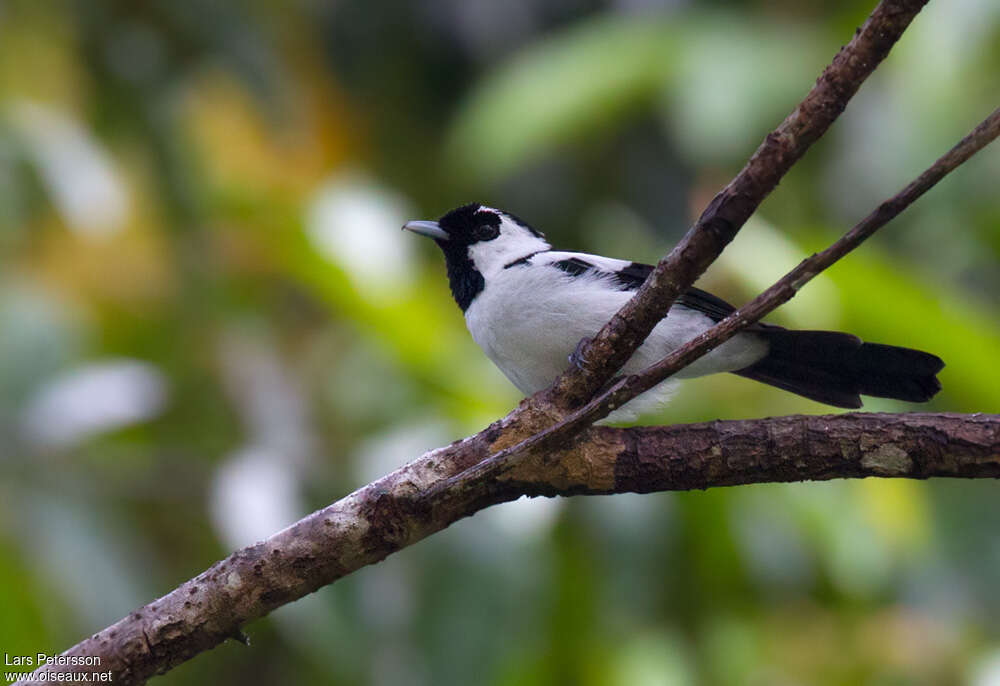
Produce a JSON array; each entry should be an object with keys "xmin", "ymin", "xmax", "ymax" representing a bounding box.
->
[{"xmin": 531, "ymin": 251, "xmax": 632, "ymax": 274}]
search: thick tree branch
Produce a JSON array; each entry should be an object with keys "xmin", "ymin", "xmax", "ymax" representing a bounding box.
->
[{"xmin": 19, "ymin": 413, "xmax": 1000, "ymax": 685}]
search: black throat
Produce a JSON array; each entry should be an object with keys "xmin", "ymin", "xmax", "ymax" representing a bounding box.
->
[{"xmin": 438, "ymin": 241, "xmax": 484, "ymax": 312}]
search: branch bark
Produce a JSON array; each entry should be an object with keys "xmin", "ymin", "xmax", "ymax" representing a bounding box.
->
[{"xmin": 19, "ymin": 413, "xmax": 1000, "ymax": 685}]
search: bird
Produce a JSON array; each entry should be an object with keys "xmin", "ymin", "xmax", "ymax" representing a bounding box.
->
[{"xmin": 404, "ymin": 203, "xmax": 944, "ymax": 422}]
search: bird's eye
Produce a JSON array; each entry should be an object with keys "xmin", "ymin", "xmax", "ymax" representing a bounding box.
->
[{"xmin": 473, "ymin": 224, "xmax": 500, "ymax": 241}]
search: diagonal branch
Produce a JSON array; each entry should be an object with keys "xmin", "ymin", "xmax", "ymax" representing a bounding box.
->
[
  {"xmin": 546, "ymin": 0, "xmax": 930, "ymax": 410},
  {"xmin": 428, "ymin": 105, "xmax": 1000, "ymax": 493},
  {"xmin": 18, "ymin": 413, "xmax": 1000, "ymax": 685}
]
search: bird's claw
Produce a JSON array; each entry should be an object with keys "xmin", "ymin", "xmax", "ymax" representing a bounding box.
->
[{"xmin": 569, "ymin": 337, "xmax": 594, "ymax": 371}]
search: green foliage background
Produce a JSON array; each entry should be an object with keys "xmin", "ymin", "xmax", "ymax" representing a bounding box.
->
[{"xmin": 0, "ymin": 1, "xmax": 998, "ymax": 684}]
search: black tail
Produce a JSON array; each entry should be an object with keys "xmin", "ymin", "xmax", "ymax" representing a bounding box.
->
[{"xmin": 734, "ymin": 329, "xmax": 944, "ymax": 409}]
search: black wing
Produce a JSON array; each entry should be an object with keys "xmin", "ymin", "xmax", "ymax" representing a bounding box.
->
[
  {"xmin": 551, "ymin": 257, "xmax": 596, "ymax": 276},
  {"xmin": 586, "ymin": 260, "xmax": 737, "ymax": 323},
  {"xmin": 676, "ymin": 286, "xmax": 737, "ymax": 322}
]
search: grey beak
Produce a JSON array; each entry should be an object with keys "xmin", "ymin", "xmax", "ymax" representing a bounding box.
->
[{"xmin": 402, "ymin": 220, "xmax": 449, "ymax": 241}]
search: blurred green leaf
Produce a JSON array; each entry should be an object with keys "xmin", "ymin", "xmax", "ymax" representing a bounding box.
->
[
  {"xmin": 661, "ymin": 15, "xmax": 827, "ymax": 165},
  {"xmin": 825, "ymin": 251, "xmax": 1000, "ymax": 412},
  {"xmin": 446, "ymin": 14, "xmax": 681, "ymax": 184}
]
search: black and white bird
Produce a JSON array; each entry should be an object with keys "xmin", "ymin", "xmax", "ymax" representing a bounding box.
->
[{"xmin": 404, "ymin": 203, "xmax": 943, "ymax": 422}]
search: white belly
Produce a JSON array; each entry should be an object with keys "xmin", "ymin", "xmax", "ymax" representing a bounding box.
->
[{"xmin": 464, "ymin": 268, "xmax": 767, "ymax": 421}]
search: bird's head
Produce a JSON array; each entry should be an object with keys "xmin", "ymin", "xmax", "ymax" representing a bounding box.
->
[{"xmin": 404, "ymin": 203, "xmax": 550, "ymax": 279}]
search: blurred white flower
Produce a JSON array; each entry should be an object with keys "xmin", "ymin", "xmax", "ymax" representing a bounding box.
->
[
  {"xmin": 211, "ymin": 446, "xmax": 303, "ymax": 547},
  {"xmin": 7, "ymin": 100, "xmax": 129, "ymax": 237},
  {"xmin": 21, "ymin": 359, "xmax": 167, "ymax": 448},
  {"xmin": 211, "ymin": 330, "xmax": 315, "ymax": 548},
  {"xmin": 306, "ymin": 172, "xmax": 416, "ymax": 301},
  {"xmin": 972, "ymin": 651, "xmax": 1000, "ymax": 686}
]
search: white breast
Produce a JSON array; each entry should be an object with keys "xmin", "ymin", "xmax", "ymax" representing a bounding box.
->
[{"xmin": 464, "ymin": 264, "xmax": 767, "ymax": 422}]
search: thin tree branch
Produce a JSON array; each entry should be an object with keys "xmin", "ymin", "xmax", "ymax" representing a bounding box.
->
[
  {"xmin": 433, "ymin": 105, "xmax": 1000, "ymax": 492},
  {"xmin": 18, "ymin": 413, "xmax": 1000, "ymax": 685},
  {"xmin": 545, "ymin": 0, "xmax": 930, "ymax": 411}
]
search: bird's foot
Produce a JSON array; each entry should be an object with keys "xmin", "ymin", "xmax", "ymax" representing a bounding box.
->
[{"xmin": 569, "ymin": 336, "xmax": 594, "ymax": 371}]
